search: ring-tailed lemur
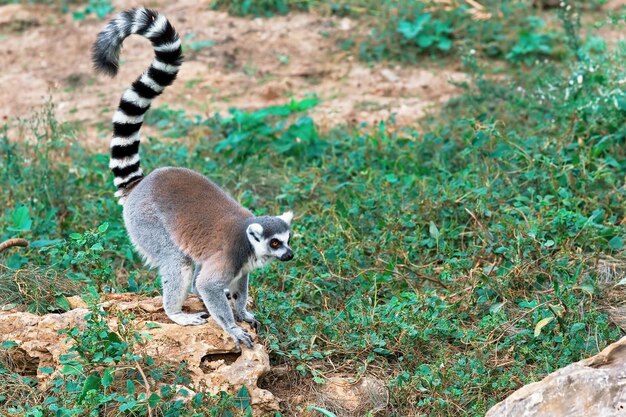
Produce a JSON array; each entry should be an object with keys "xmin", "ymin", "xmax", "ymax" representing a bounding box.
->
[{"xmin": 92, "ymin": 8, "xmax": 294, "ymax": 348}]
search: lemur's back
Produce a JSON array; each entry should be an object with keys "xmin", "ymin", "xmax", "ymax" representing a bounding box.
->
[{"xmin": 125, "ymin": 167, "xmax": 253, "ymax": 260}]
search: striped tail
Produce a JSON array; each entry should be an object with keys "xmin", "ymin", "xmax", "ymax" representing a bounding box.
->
[{"xmin": 91, "ymin": 8, "xmax": 183, "ymax": 203}]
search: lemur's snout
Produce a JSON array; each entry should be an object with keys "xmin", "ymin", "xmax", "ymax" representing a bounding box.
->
[{"xmin": 280, "ymin": 249, "xmax": 294, "ymax": 262}]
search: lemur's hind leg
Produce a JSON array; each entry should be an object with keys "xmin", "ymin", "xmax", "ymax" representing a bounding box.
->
[
  {"xmin": 124, "ymin": 204, "xmax": 207, "ymax": 326},
  {"xmin": 191, "ymin": 263, "xmax": 201, "ymax": 296},
  {"xmin": 158, "ymin": 255, "xmax": 208, "ymax": 326}
]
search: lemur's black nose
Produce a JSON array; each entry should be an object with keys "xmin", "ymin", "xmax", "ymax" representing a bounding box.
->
[{"xmin": 280, "ymin": 250, "xmax": 294, "ymax": 262}]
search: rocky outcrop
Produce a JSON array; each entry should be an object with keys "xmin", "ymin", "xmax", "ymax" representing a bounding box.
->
[
  {"xmin": 486, "ymin": 336, "xmax": 626, "ymax": 417},
  {"xmin": 0, "ymin": 293, "xmax": 278, "ymax": 415}
]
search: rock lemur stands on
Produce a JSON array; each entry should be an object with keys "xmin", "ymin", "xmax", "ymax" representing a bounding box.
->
[{"xmin": 92, "ymin": 8, "xmax": 295, "ymax": 348}]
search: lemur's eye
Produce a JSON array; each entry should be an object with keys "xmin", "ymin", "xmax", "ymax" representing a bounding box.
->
[{"xmin": 270, "ymin": 239, "xmax": 281, "ymax": 249}]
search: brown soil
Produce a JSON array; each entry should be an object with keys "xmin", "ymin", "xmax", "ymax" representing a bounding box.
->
[{"xmin": 0, "ymin": 0, "xmax": 466, "ymax": 151}]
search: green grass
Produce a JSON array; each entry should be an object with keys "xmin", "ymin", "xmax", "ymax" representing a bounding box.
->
[{"xmin": 1, "ymin": 2, "xmax": 625, "ymax": 416}]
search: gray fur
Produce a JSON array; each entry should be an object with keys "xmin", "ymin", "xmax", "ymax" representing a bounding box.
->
[{"xmin": 255, "ymin": 216, "xmax": 291, "ymax": 239}]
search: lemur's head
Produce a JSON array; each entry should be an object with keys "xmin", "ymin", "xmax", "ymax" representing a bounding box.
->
[{"xmin": 246, "ymin": 212, "xmax": 294, "ymax": 262}]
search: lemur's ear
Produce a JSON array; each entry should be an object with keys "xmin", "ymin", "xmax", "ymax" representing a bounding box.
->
[
  {"xmin": 278, "ymin": 211, "xmax": 294, "ymax": 225},
  {"xmin": 247, "ymin": 223, "xmax": 264, "ymax": 242}
]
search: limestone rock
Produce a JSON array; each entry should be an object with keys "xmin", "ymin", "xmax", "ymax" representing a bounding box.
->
[
  {"xmin": 486, "ymin": 336, "xmax": 626, "ymax": 417},
  {"xmin": 0, "ymin": 293, "xmax": 278, "ymax": 415}
]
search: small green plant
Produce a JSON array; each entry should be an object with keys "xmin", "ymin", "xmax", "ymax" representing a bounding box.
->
[
  {"xmin": 397, "ymin": 11, "xmax": 453, "ymax": 52},
  {"xmin": 183, "ymin": 33, "xmax": 215, "ymax": 54},
  {"xmin": 144, "ymin": 105, "xmax": 203, "ymax": 139},
  {"xmin": 47, "ymin": 223, "xmax": 116, "ymax": 292},
  {"xmin": 212, "ymin": 0, "xmax": 310, "ymax": 17},
  {"xmin": 213, "ymin": 97, "xmax": 322, "ymax": 161},
  {"xmin": 72, "ymin": 0, "xmax": 114, "ymax": 21},
  {"xmin": 505, "ymin": 16, "xmax": 556, "ymax": 63},
  {"xmin": 359, "ymin": 2, "xmax": 457, "ymax": 62}
]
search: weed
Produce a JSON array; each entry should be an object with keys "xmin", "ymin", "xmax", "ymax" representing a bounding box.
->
[
  {"xmin": 71, "ymin": 0, "xmax": 113, "ymax": 21},
  {"xmin": 212, "ymin": 97, "xmax": 322, "ymax": 161},
  {"xmin": 397, "ymin": 10, "xmax": 453, "ymax": 52},
  {"xmin": 212, "ymin": 0, "xmax": 310, "ymax": 16},
  {"xmin": 505, "ymin": 16, "xmax": 556, "ymax": 63}
]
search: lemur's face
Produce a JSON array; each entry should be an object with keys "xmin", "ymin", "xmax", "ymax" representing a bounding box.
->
[{"xmin": 246, "ymin": 212, "xmax": 294, "ymax": 262}]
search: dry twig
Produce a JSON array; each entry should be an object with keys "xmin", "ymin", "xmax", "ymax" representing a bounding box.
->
[{"xmin": 0, "ymin": 239, "xmax": 29, "ymax": 252}]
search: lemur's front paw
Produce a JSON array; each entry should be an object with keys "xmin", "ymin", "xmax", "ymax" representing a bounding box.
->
[
  {"xmin": 168, "ymin": 312, "xmax": 209, "ymax": 326},
  {"xmin": 228, "ymin": 326, "xmax": 254, "ymax": 349},
  {"xmin": 235, "ymin": 310, "xmax": 260, "ymax": 332}
]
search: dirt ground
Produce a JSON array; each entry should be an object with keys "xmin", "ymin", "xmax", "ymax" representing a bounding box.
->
[{"xmin": 0, "ymin": 0, "xmax": 468, "ymax": 150}]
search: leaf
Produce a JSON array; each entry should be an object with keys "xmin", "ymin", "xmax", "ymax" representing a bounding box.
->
[
  {"xmin": 97, "ymin": 222, "xmax": 109, "ymax": 233},
  {"xmin": 188, "ymin": 39, "xmax": 214, "ymax": 51},
  {"xmin": 30, "ymin": 239, "xmax": 62, "ymax": 248},
  {"xmin": 313, "ymin": 375, "xmax": 326, "ymax": 384},
  {"xmin": 101, "ymin": 369, "xmax": 113, "ymax": 388},
  {"xmin": 145, "ymin": 322, "xmax": 162, "ymax": 329},
  {"xmin": 609, "ymin": 236, "xmax": 624, "ymax": 250},
  {"xmin": 107, "ymin": 332, "xmax": 123, "ymax": 344},
  {"xmin": 62, "ymin": 363, "xmax": 84, "ymax": 376},
  {"xmin": 438, "ymin": 38, "xmax": 452, "ymax": 51},
  {"xmin": 148, "ymin": 393, "xmax": 161, "ymax": 408},
  {"xmin": 489, "ymin": 302, "xmax": 505, "ymax": 314},
  {"xmin": 614, "ymin": 95, "xmax": 626, "ymax": 112},
  {"xmin": 55, "ymin": 296, "xmax": 71, "ymax": 312},
  {"xmin": 90, "ymin": 242, "xmax": 104, "ymax": 251},
  {"xmin": 72, "ymin": 9, "xmax": 87, "ymax": 20},
  {"xmin": 78, "ymin": 373, "xmax": 102, "ymax": 404},
  {"xmin": 160, "ymin": 385, "xmax": 172, "ymax": 397},
  {"xmin": 39, "ymin": 367, "xmax": 54, "ymax": 374},
  {"xmin": 385, "ymin": 174, "xmax": 399, "ymax": 184},
  {"xmin": 429, "ymin": 221, "xmax": 440, "ymax": 240},
  {"xmin": 126, "ymin": 379, "xmax": 136, "ymax": 395},
  {"xmin": 234, "ymin": 385, "xmax": 251, "ymax": 409},
  {"xmin": 307, "ymin": 406, "xmax": 338, "ymax": 417},
  {"xmin": 1, "ymin": 341, "xmax": 18, "ymax": 349},
  {"xmin": 119, "ymin": 400, "xmax": 138, "ymax": 411},
  {"xmin": 416, "ymin": 34, "xmax": 435, "ymax": 48},
  {"xmin": 534, "ymin": 317, "xmax": 554, "ymax": 337},
  {"xmin": 7, "ymin": 206, "xmax": 32, "ymax": 232},
  {"xmin": 398, "ymin": 20, "xmax": 420, "ymax": 40},
  {"xmin": 290, "ymin": 97, "xmax": 319, "ymax": 112},
  {"xmin": 575, "ymin": 284, "xmax": 595, "ymax": 296},
  {"xmin": 397, "ymin": 13, "xmax": 431, "ymax": 40}
]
